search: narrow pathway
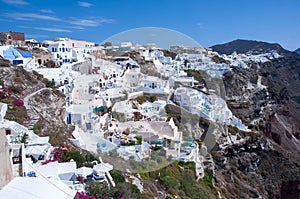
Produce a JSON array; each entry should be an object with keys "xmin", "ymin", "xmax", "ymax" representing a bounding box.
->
[{"xmin": 23, "ymin": 88, "xmax": 49, "ymax": 130}]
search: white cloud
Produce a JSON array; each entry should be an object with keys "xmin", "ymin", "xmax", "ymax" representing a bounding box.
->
[
  {"xmin": 197, "ymin": 22, "xmax": 205, "ymax": 29},
  {"xmin": 25, "ymin": 34, "xmax": 48, "ymax": 39},
  {"xmin": 69, "ymin": 19, "xmax": 99, "ymax": 27},
  {"xmin": 40, "ymin": 9, "xmax": 55, "ymax": 14},
  {"xmin": 3, "ymin": 12, "xmax": 60, "ymax": 21},
  {"xmin": 2, "ymin": 0, "xmax": 29, "ymax": 5},
  {"xmin": 0, "ymin": 18, "xmax": 14, "ymax": 22},
  {"xmin": 68, "ymin": 17, "xmax": 114, "ymax": 27},
  {"xmin": 66, "ymin": 26, "xmax": 85, "ymax": 30},
  {"xmin": 78, "ymin": 1, "xmax": 93, "ymax": 8},
  {"xmin": 35, "ymin": 27, "xmax": 72, "ymax": 33}
]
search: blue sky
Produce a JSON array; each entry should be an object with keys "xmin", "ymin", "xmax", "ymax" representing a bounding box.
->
[{"xmin": 0, "ymin": 0, "xmax": 299, "ymax": 50}]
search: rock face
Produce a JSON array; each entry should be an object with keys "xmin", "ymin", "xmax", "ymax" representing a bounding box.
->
[
  {"xmin": 294, "ymin": 48, "xmax": 300, "ymax": 56},
  {"xmin": 0, "ymin": 66, "xmax": 73, "ymax": 146},
  {"xmin": 26, "ymin": 88, "xmax": 74, "ymax": 145},
  {"xmin": 210, "ymin": 39, "xmax": 291, "ymax": 55},
  {"xmin": 213, "ymin": 138, "xmax": 300, "ymax": 199},
  {"xmin": 223, "ymin": 55, "xmax": 300, "ymax": 160},
  {"xmin": 209, "ymin": 40, "xmax": 300, "ymax": 198},
  {"xmin": 259, "ymin": 55, "xmax": 300, "ymax": 97}
]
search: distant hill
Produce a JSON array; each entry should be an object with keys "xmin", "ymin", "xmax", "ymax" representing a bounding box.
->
[
  {"xmin": 294, "ymin": 48, "xmax": 300, "ymax": 56},
  {"xmin": 210, "ymin": 39, "xmax": 290, "ymax": 55}
]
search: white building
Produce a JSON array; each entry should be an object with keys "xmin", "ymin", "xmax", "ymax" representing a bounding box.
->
[
  {"xmin": 0, "ymin": 102, "xmax": 53, "ymax": 162},
  {"xmin": 66, "ymin": 104, "xmax": 91, "ymax": 126},
  {"xmin": 169, "ymin": 76, "xmax": 197, "ymax": 89},
  {"xmin": 141, "ymin": 49, "xmax": 163, "ymax": 61},
  {"xmin": 121, "ymin": 68, "xmax": 141, "ymax": 89},
  {"xmin": 71, "ymin": 74, "xmax": 99, "ymax": 104},
  {"xmin": 138, "ymin": 76, "xmax": 166, "ymax": 94},
  {"xmin": 0, "ymin": 176, "xmax": 78, "ymax": 199},
  {"xmin": 0, "ymin": 103, "xmax": 8, "ymax": 123},
  {"xmin": 174, "ymin": 87, "xmax": 211, "ymax": 119},
  {"xmin": 99, "ymin": 87, "xmax": 127, "ymax": 107},
  {"xmin": 119, "ymin": 42, "xmax": 133, "ymax": 51},
  {"xmin": 117, "ymin": 141, "xmax": 151, "ymax": 161},
  {"xmin": 0, "ymin": 46, "xmax": 37, "ymax": 70},
  {"xmin": 46, "ymin": 37, "xmax": 95, "ymax": 65},
  {"xmin": 138, "ymin": 100, "xmax": 166, "ymax": 115}
]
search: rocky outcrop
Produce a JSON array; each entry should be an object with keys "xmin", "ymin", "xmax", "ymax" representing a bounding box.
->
[
  {"xmin": 294, "ymin": 48, "xmax": 300, "ymax": 56},
  {"xmin": 27, "ymin": 88, "xmax": 74, "ymax": 145},
  {"xmin": 0, "ymin": 67, "xmax": 73, "ymax": 146},
  {"xmin": 208, "ymin": 40, "xmax": 300, "ymax": 198},
  {"xmin": 213, "ymin": 134, "xmax": 300, "ymax": 199},
  {"xmin": 210, "ymin": 39, "xmax": 291, "ymax": 55}
]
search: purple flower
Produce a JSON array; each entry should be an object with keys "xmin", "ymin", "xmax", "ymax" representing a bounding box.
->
[{"xmin": 14, "ymin": 100, "xmax": 24, "ymax": 106}]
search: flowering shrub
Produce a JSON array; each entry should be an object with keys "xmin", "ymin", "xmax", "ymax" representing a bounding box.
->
[
  {"xmin": 0, "ymin": 87, "xmax": 11, "ymax": 99},
  {"xmin": 77, "ymin": 191, "xmax": 96, "ymax": 199},
  {"xmin": 14, "ymin": 99, "xmax": 24, "ymax": 106},
  {"xmin": 133, "ymin": 111, "xmax": 141, "ymax": 116},
  {"xmin": 41, "ymin": 147, "xmax": 63, "ymax": 165}
]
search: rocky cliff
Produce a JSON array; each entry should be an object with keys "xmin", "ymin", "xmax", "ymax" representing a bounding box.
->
[
  {"xmin": 210, "ymin": 39, "xmax": 291, "ymax": 55},
  {"xmin": 210, "ymin": 40, "xmax": 300, "ymax": 198},
  {"xmin": 0, "ymin": 65, "xmax": 73, "ymax": 146},
  {"xmin": 294, "ymin": 48, "xmax": 300, "ymax": 56}
]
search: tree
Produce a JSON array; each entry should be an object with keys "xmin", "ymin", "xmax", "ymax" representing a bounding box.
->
[
  {"xmin": 110, "ymin": 169, "xmax": 125, "ymax": 183},
  {"xmin": 135, "ymin": 136, "xmax": 143, "ymax": 145},
  {"xmin": 102, "ymin": 42, "xmax": 112, "ymax": 48},
  {"xmin": 20, "ymin": 133, "xmax": 29, "ymax": 144},
  {"xmin": 85, "ymin": 181, "xmax": 143, "ymax": 199},
  {"xmin": 149, "ymin": 95, "xmax": 158, "ymax": 102}
]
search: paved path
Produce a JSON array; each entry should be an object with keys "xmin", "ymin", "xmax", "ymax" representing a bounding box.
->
[{"xmin": 23, "ymin": 88, "xmax": 49, "ymax": 130}]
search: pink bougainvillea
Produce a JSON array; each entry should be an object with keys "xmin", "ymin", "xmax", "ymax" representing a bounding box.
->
[
  {"xmin": 77, "ymin": 191, "xmax": 96, "ymax": 199},
  {"xmin": 41, "ymin": 147, "xmax": 63, "ymax": 165},
  {"xmin": 14, "ymin": 99, "xmax": 24, "ymax": 106}
]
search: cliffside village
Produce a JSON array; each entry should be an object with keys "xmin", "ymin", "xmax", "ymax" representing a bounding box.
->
[{"xmin": 0, "ymin": 31, "xmax": 280, "ymax": 198}]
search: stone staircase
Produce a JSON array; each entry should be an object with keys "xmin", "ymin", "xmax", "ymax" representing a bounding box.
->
[
  {"xmin": 23, "ymin": 88, "xmax": 48, "ymax": 130},
  {"xmin": 25, "ymin": 105, "xmax": 40, "ymax": 130}
]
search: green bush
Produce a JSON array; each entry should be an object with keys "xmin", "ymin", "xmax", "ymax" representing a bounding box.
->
[
  {"xmin": 135, "ymin": 136, "xmax": 143, "ymax": 145},
  {"xmin": 11, "ymin": 87, "xmax": 21, "ymax": 93},
  {"xmin": 110, "ymin": 169, "xmax": 125, "ymax": 183},
  {"xmin": 149, "ymin": 95, "xmax": 157, "ymax": 102},
  {"xmin": 201, "ymin": 173, "xmax": 214, "ymax": 190},
  {"xmin": 140, "ymin": 172, "xmax": 151, "ymax": 180}
]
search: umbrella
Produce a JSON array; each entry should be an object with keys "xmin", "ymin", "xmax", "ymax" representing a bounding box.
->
[
  {"xmin": 93, "ymin": 163, "xmax": 113, "ymax": 174},
  {"xmin": 75, "ymin": 166, "xmax": 93, "ymax": 178}
]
